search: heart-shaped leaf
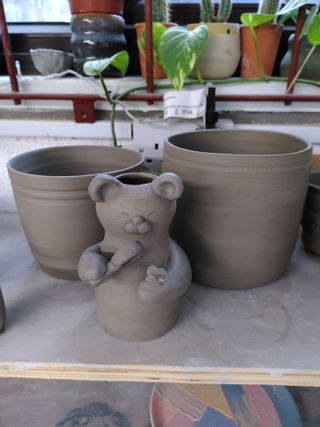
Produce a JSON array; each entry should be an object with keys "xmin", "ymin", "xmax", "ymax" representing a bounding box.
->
[
  {"xmin": 301, "ymin": 4, "xmax": 320, "ymax": 38},
  {"xmin": 276, "ymin": 0, "xmax": 310, "ymax": 16},
  {"xmin": 137, "ymin": 22, "xmax": 168, "ymax": 65},
  {"xmin": 159, "ymin": 25, "xmax": 208, "ymax": 90},
  {"xmin": 241, "ymin": 13, "xmax": 275, "ymax": 28},
  {"xmin": 83, "ymin": 51, "xmax": 129, "ymax": 76},
  {"xmin": 307, "ymin": 14, "xmax": 320, "ymax": 46}
]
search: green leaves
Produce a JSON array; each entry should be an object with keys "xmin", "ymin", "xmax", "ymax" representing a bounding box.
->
[
  {"xmin": 301, "ymin": 4, "xmax": 320, "ymax": 38},
  {"xmin": 159, "ymin": 25, "xmax": 208, "ymax": 90},
  {"xmin": 83, "ymin": 51, "xmax": 129, "ymax": 76},
  {"xmin": 307, "ymin": 14, "xmax": 320, "ymax": 46},
  {"xmin": 240, "ymin": 13, "xmax": 275, "ymax": 28},
  {"xmin": 276, "ymin": 0, "xmax": 310, "ymax": 16},
  {"xmin": 137, "ymin": 23, "xmax": 168, "ymax": 65}
]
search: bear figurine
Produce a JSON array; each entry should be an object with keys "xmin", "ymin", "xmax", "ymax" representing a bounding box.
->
[{"xmin": 78, "ymin": 172, "xmax": 191, "ymax": 341}]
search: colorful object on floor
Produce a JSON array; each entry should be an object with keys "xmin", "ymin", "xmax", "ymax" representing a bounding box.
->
[{"xmin": 150, "ymin": 383, "xmax": 302, "ymax": 427}]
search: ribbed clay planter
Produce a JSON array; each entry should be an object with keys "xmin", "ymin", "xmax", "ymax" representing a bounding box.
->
[
  {"xmin": 301, "ymin": 172, "xmax": 320, "ymax": 256},
  {"xmin": 7, "ymin": 146, "xmax": 144, "ymax": 280},
  {"xmin": 187, "ymin": 23, "xmax": 241, "ymax": 79},
  {"xmin": 162, "ymin": 130, "xmax": 312, "ymax": 290}
]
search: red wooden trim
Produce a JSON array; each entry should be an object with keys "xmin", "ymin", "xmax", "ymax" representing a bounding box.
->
[{"xmin": 0, "ymin": 0, "xmax": 20, "ymax": 104}]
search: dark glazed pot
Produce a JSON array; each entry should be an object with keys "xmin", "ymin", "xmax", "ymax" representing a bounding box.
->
[
  {"xmin": 302, "ymin": 172, "xmax": 320, "ymax": 256},
  {"xmin": 71, "ymin": 13, "xmax": 126, "ymax": 76},
  {"xmin": 162, "ymin": 130, "xmax": 312, "ymax": 290},
  {"xmin": 7, "ymin": 146, "xmax": 144, "ymax": 280},
  {"xmin": 0, "ymin": 288, "xmax": 5, "ymax": 333}
]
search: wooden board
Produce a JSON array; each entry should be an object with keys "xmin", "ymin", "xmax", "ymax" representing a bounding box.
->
[{"xmin": 1, "ymin": 213, "xmax": 320, "ymax": 386}]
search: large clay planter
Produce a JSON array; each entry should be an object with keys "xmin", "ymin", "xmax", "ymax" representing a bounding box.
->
[
  {"xmin": 69, "ymin": 0, "xmax": 124, "ymax": 15},
  {"xmin": 7, "ymin": 146, "xmax": 144, "ymax": 280},
  {"xmin": 135, "ymin": 22, "xmax": 176, "ymax": 80},
  {"xmin": 0, "ymin": 288, "xmax": 5, "ymax": 334},
  {"xmin": 241, "ymin": 24, "xmax": 283, "ymax": 78},
  {"xmin": 187, "ymin": 23, "xmax": 241, "ymax": 79},
  {"xmin": 162, "ymin": 129, "xmax": 312, "ymax": 290},
  {"xmin": 301, "ymin": 172, "xmax": 320, "ymax": 256}
]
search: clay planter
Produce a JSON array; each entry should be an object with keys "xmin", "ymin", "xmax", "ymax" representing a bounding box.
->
[
  {"xmin": 69, "ymin": 0, "xmax": 124, "ymax": 15},
  {"xmin": 187, "ymin": 23, "xmax": 241, "ymax": 79},
  {"xmin": 78, "ymin": 172, "xmax": 191, "ymax": 341},
  {"xmin": 7, "ymin": 146, "xmax": 144, "ymax": 280},
  {"xmin": 135, "ymin": 22, "xmax": 176, "ymax": 80},
  {"xmin": 0, "ymin": 288, "xmax": 5, "ymax": 334},
  {"xmin": 301, "ymin": 172, "xmax": 320, "ymax": 256},
  {"xmin": 241, "ymin": 24, "xmax": 283, "ymax": 78},
  {"xmin": 163, "ymin": 129, "xmax": 312, "ymax": 290}
]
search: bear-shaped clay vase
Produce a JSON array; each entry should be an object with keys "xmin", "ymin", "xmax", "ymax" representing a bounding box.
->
[
  {"xmin": 0, "ymin": 288, "xmax": 5, "ymax": 333},
  {"xmin": 78, "ymin": 172, "xmax": 192, "ymax": 341}
]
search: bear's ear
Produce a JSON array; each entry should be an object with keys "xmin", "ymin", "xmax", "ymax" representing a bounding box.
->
[
  {"xmin": 88, "ymin": 174, "xmax": 121, "ymax": 202},
  {"xmin": 152, "ymin": 172, "xmax": 183, "ymax": 201}
]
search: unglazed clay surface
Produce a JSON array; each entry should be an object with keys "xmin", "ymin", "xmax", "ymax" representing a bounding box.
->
[
  {"xmin": 0, "ymin": 288, "xmax": 5, "ymax": 333},
  {"xmin": 7, "ymin": 146, "xmax": 143, "ymax": 280},
  {"xmin": 78, "ymin": 172, "xmax": 191, "ymax": 341},
  {"xmin": 163, "ymin": 129, "xmax": 312, "ymax": 290}
]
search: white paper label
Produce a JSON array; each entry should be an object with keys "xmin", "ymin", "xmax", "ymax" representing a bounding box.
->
[{"xmin": 163, "ymin": 88, "xmax": 207, "ymax": 120}]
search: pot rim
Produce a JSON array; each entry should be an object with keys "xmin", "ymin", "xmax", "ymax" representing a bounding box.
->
[
  {"xmin": 166, "ymin": 129, "xmax": 311, "ymax": 158},
  {"xmin": 309, "ymin": 171, "xmax": 320, "ymax": 191},
  {"xmin": 7, "ymin": 145, "xmax": 144, "ymax": 180}
]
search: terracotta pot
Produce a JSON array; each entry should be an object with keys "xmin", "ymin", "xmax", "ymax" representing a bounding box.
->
[
  {"xmin": 78, "ymin": 172, "xmax": 191, "ymax": 340},
  {"xmin": 0, "ymin": 288, "xmax": 5, "ymax": 334},
  {"xmin": 69, "ymin": 0, "xmax": 124, "ymax": 15},
  {"xmin": 7, "ymin": 146, "xmax": 144, "ymax": 280},
  {"xmin": 187, "ymin": 23, "xmax": 241, "ymax": 79},
  {"xmin": 135, "ymin": 22, "xmax": 176, "ymax": 80},
  {"xmin": 302, "ymin": 172, "xmax": 320, "ymax": 256},
  {"xmin": 162, "ymin": 129, "xmax": 312, "ymax": 290},
  {"xmin": 241, "ymin": 23, "xmax": 283, "ymax": 78},
  {"xmin": 71, "ymin": 13, "xmax": 126, "ymax": 76}
]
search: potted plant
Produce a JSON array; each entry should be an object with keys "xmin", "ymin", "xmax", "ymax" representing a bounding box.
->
[
  {"xmin": 240, "ymin": 0, "xmax": 310, "ymax": 79},
  {"xmin": 69, "ymin": 0, "xmax": 126, "ymax": 76},
  {"xmin": 135, "ymin": 0, "xmax": 176, "ymax": 79},
  {"xmin": 187, "ymin": 0, "xmax": 241, "ymax": 79}
]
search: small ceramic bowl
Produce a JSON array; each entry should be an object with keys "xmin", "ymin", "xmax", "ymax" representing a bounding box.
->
[{"xmin": 30, "ymin": 48, "xmax": 73, "ymax": 75}]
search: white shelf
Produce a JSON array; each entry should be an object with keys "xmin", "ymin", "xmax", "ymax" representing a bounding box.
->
[{"xmin": 1, "ymin": 213, "xmax": 320, "ymax": 386}]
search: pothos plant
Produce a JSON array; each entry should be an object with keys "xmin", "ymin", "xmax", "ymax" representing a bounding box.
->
[
  {"xmin": 83, "ymin": 25, "xmax": 208, "ymax": 147},
  {"xmin": 241, "ymin": 0, "xmax": 311, "ymax": 79},
  {"xmin": 83, "ymin": 51, "xmax": 129, "ymax": 148}
]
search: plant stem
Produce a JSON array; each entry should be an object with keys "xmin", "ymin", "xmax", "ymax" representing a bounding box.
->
[
  {"xmin": 286, "ymin": 44, "xmax": 317, "ymax": 93},
  {"xmin": 99, "ymin": 73, "xmax": 118, "ymax": 148},
  {"xmin": 195, "ymin": 64, "xmax": 204, "ymax": 85},
  {"xmin": 250, "ymin": 26, "xmax": 266, "ymax": 80}
]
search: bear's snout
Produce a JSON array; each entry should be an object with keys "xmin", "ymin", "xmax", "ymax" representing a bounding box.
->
[{"xmin": 124, "ymin": 215, "xmax": 152, "ymax": 234}]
